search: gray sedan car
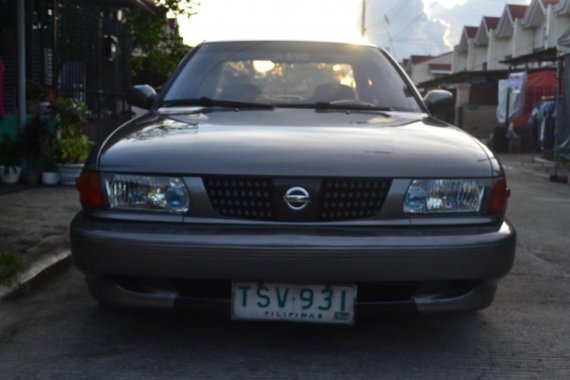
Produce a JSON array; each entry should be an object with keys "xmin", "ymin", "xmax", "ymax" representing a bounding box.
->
[{"xmin": 71, "ymin": 40, "xmax": 515, "ymax": 325}]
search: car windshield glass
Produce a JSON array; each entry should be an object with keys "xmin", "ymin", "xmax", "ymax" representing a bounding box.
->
[{"xmin": 163, "ymin": 41, "xmax": 422, "ymax": 113}]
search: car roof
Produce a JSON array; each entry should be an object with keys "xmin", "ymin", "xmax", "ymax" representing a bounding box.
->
[{"xmin": 197, "ymin": 39, "xmax": 380, "ymax": 49}]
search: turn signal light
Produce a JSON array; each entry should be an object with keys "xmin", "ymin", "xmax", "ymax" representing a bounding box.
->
[
  {"xmin": 488, "ymin": 178, "xmax": 510, "ymax": 214},
  {"xmin": 76, "ymin": 172, "xmax": 105, "ymax": 209}
]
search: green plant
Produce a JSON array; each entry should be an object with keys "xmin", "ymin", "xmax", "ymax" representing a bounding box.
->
[
  {"xmin": 0, "ymin": 250, "xmax": 23, "ymax": 286},
  {"xmin": 26, "ymin": 80, "xmax": 45, "ymax": 101},
  {"xmin": 40, "ymin": 133, "xmax": 60, "ymax": 171},
  {"xmin": 0, "ymin": 134, "xmax": 22, "ymax": 175},
  {"xmin": 130, "ymin": 6, "xmax": 191, "ymax": 86},
  {"xmin": 50, "ymin": 97, "xmax": 93, "ymax": 165},
  {"xmin": 22, "ymin": 116, "xmax": 50, "ymax": 171},
  {"xmin": 59, "ymin": 135, "xmax": 93, "ymax": 164},
  {"xmin": 52, "ymin": 98, "xmax": 87, "ymax": 139}
]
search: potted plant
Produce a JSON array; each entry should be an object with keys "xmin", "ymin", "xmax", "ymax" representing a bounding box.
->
[
  {"xmin": 52, "ymin": 97, "xmax": 87, "ymax": 137},
  {"xmin": 0, "ymin": 134, "xmax": 22, "ymax": 185},
  {"xmin": 40, "ymin": 133, "xmax": 60, "ymax": 185},
  {"xmin": 26, "ymin": 80, "xmax": 45, "ymax": 115},
  {"xmin": 57, "ymin": 134, "xmax": 93, "ymax": 185},
  {"xmin": 42, "ymin": 162, "xmax": 60, "ymax": 185},
  {"xmin": 21, "ymin": 116, "xmax": 49, "ymax": 186},
  {"xmin": 52, "ymin": 98, "xmax": 93, "ymax": 185}
]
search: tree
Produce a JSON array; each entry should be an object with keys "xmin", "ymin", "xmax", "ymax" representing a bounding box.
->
[
  {"xmin": 130, "ymin": 1, "xmax": 199, "ymax": 87},
  {"xmin": 157, "ymin": 0, "xmax": 199, "ymax": 18}
]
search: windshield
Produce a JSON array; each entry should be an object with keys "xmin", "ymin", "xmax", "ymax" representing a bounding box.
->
[{"xmin": 163, "ymin": 41, "xmax": 422, "ymax": 112}]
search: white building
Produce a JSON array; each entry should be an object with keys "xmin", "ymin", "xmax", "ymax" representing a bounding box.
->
[
  {"xmin": 408, "ymin": 52, "xmax": 453, "ymax": 85},
  {"xmin": 453, "ymin": 0, "xmax": 570, "ymax": 74},
  {"xmin": 493, "ymin": 5, "xmax": 528, "ymax": 69},
  {"xmin": 452, "ymin": 26, "xmax": 477, "ymax": 73},
  {"xmin": 407, "ymin": 0, "xmax": 570, "ymax": 81},
  {"xmin": 473, "ymin": 17, "xmax": 500, "ymax": 71}
]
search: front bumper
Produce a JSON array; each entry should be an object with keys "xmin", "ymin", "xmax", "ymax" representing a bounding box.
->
[
  {"xmin": 71, "ymin": 213, "xmax": 515, "ymax": 313},
  {"xmin": 71, "ymin": 213, "xmax": 516, "ymax": 283}
]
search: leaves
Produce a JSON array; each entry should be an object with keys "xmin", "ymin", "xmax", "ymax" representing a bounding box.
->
[
  {"xmin": 49, "ymin": 97, "xmax": 93, "ymax": 164},
  {"xmin": 0, "ymin": 134, "xmax": 22, "ymax": 172},
  {"xmin": 59, "ymin": 135, "xmax": 94, "ymax": 164},
  {"xmin": 157, "ymin": 0, "xmax": 199, "ymax": 18},
  {"xmin": 52, "ymin": 98, "xmax": 87, "ymax": 137},
  {"xmin": 130, "ymin": 1, "xmax": 196, "ymax": 86}
]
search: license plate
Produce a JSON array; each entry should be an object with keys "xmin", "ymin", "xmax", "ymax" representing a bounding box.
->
[{"xmin": 231, "ymin": 282, "xmax": 356, "ymax": 325}]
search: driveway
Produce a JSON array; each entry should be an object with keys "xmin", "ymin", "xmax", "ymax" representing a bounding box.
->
[{"xmin": 0, "ymin": 159, "xmax": 569, "ymax": 379}]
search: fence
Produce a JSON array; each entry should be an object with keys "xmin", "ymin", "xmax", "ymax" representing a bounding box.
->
[{"xmin": 0, "ymin": 0, "xmax": 133, "ymax": 121}]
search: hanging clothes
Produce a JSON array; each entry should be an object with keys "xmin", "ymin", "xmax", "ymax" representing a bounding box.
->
[
  {"xmin": 533, "ymin": 100, "xmax": 556, "ymax": 152},
  {"xmin": 529, "ymin": 105, "xmax": 541, "ymax": 152},
  {"xmin": 528, "ymin": 100, "xmax": 556, "ymax": 153},
  {"xmin": 541, "ymin": 101, "xmax": 556, "ymax": 152}
]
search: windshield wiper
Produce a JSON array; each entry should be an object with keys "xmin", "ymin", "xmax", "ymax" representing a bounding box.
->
[
  {"xmin": 159, "ymin": 97, "xmax": 274, "ymax": 109},
  {"xmin": 275, "ymin": 102, "xmax": 393, "ymax": 114},
  {"xmin": 313, "ymin": 102, "xmax": 393, "ymax": 112}
]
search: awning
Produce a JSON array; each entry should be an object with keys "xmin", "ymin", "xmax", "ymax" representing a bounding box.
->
[
  {"xmin": 500, "ymin": 47, "xmax": 557, "ymax": 66},
  {"xmin": 417, "ymin": 70, "xmax": 508, "ymax": 90}
]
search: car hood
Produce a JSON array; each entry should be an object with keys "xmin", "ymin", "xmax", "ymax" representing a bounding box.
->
[{"xmin": 97, "ymin": 108, "xmax": 492, "ymax": 178}]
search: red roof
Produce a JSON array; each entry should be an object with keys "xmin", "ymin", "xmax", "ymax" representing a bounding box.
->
[
  {"xmin": 508, "ymin": 4, "xmax": 528, "ymax": 20},
  {"xmin": 411, "ymin": 55, "xmax": 433, "ymax": 65},
  {"xmin": 484, "ymin": 17, "xmax": 500, "ymax": 31},
  {"xmin": 465, "ymin": 26, "xmax": 479, "ymax": 39},
  {"xmin": 429, "ymin": 64, "xmax": 451, "ymax": 71},
  {"xmin": 541, "ymin": 0, "xmax": 560, "ymax": 7}
]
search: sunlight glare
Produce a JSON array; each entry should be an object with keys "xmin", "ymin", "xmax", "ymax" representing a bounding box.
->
[
  {"xmin": 178, "ymin": 0, "xmax": 366, "ymax": 47},
  {"xmin": 253, "ymin": 60, "xmax": 276, "ymax": 74}
]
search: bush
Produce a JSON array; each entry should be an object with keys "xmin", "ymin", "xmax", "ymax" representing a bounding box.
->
[
  {"xmin": 52, "ymin": 97, "xmax": 87, "ymax": 139},
  {"xmin": 0, "ymin": 134, "xmax": 22, "ymax": 174},
  {"xmin": 50, "ymin": 97, "xmax": 94, "ymax": 164},
  {"xmin": 0, "ymin": 250, "xmax": 23, "ymax": 286},
  {"xmin": 59, "ymin": 135, "xmax": 94, "ymax": 164},
  {"xmin": 22, "ymin": 116, "xmax": 51, "ymax": 171}
]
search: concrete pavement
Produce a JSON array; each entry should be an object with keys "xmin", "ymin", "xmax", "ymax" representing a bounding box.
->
[
  {"xmin": 0, "ymin": 185, "xmax": 80, "ymax": 297},
  {"xmin": 0, "ymin": 156, "xmax": 569, "ymax": 379},
  {"xmin": 498, "ymin": 154, "xmax": 570, "ymax": 181}
]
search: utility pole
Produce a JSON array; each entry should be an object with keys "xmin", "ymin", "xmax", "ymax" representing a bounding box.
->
[
  {"xmin": 384, "ymin": 15, "xmax": 396, "ymax": 56},
  {"xmin": 18, "ymin": 0, "xmax": 26, "ymax": 132},
  {"xmin": 361, "ymin": 0, "xmax": 367, "ymax": 38}
]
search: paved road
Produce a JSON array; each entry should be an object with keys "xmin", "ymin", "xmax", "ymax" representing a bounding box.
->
[{"xmin": 1, "ymin": 162, "xmax": 569, "ymax": 379}]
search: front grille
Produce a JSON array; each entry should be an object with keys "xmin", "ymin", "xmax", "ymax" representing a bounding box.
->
[
  {"xmin": 203, "ymin": 176, "xmax": 392, "ymax": 222},
  {"xmin": 320, "ymin": 179, "xmax": 391, "ymax": 220},
  {"xmin": 203, "ymin": 177, "xmax": 274, "ymax": 220}
]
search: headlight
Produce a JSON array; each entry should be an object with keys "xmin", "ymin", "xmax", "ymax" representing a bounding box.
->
[
  {"xmin": 404, "ymin": 179, "xmax": 485, "ymax": 214},
  {"xmin": 104, "ymin": 174, "xmax": 190, "ymax": 213}
]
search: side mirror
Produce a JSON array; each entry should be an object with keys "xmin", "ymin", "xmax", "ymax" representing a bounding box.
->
[
  {"xmin": 126, "ymin": 85, "xmax": 158, "ymax": 110},
  {"xmin": 424, "ymin": 90, "xmax": 454, "ymax": 118}
]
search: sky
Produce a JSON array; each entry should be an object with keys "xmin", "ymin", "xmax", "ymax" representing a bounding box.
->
[{"xmin": 178, "ymin": 0, "xmax": 532, "ymax": 60}]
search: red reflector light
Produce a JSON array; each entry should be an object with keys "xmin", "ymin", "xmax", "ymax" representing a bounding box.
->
[
  {"xmin": 489, "ymin": 178, "xmax": 510, "ymax": 214},
  {"xmin": 76, "ymin": 172, "xmax": 105, "ymax": 209}
]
